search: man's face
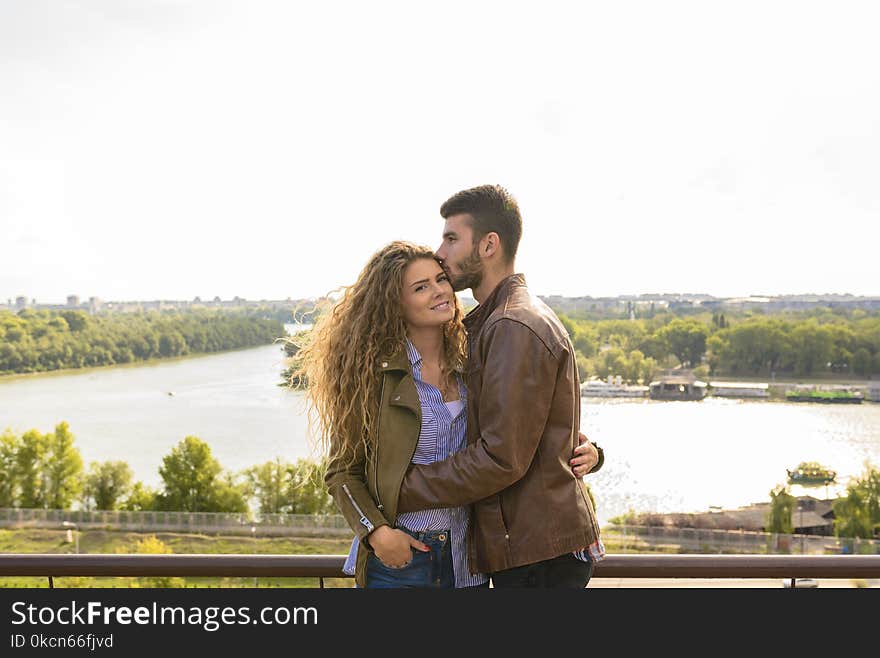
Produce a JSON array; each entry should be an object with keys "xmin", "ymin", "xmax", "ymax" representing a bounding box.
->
[{"xmin": 436, "ymin": 213, "xmax": 483, "ymax": 293}]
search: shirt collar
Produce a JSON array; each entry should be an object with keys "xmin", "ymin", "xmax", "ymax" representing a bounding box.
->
[
  {"xmin": 404, "ymin": 340, "xmax": 466, "ymax": 402},
  {"xmin": 404, "ymin": 339, "xmax": 422, "ymax": 369}
]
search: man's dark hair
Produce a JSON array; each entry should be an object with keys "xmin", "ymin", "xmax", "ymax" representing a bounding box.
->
[{"xmin": 440, "ymin": 184, "xmax": 522, "ymax": 262}]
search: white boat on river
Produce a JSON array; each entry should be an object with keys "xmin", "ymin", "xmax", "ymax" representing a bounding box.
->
[{"xmin": 581, "ymin": 376, "xmax": 649, "ymax": 398}]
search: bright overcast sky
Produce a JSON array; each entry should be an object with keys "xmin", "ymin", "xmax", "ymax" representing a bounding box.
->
[{"xmin": 2, "ymin": 1, "xmax": 879, "ymax": 304}]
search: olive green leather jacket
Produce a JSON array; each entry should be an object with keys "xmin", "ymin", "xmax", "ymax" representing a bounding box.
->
[{"xmin": 323, "ymin": 348, "xmax": 423, "ymax": 588}]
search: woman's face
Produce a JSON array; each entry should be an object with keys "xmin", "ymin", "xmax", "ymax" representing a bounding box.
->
[{"xmin": 400, "ymin": 258, "xmax": 455, "ymax": 331}]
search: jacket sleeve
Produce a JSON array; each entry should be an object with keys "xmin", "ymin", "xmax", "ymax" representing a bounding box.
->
[
  {"xmin": 588, "ymin": 443, "xmax": 604, "ymax": 474},
  {"xmin": 324, "ymin": 432, "xmax": 389, "ymax": 544},
  {"xmin": 397, "ymin": 319, "xmax": 558, "ymax": 512}
]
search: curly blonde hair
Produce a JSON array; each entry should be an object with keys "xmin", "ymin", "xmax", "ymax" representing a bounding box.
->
[{"xmin": 288, "ymin": 241, "xmax": 467, "ymax": 468}]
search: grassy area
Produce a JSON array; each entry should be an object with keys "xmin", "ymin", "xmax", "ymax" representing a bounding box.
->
[
  {"xmin": 785, "ymin": 390, "xmax": 861, "ymax": 400},
  {"xmin": 0, "ymin": 527, "xmax": 354, "ymax": 589}
]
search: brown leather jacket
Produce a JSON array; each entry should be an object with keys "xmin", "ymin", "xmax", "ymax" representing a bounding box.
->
[{"xmin": 397, "ymin": 274, "xmax": 602, "ymax": 573}]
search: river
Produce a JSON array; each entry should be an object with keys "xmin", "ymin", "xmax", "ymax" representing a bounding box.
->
[{"xmin": 1, "ymin": 337, "xmax": 878, "ymax": 526}]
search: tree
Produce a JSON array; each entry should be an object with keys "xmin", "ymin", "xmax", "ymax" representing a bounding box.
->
[
  {"xmin": 157, "ymin": 436, "xmax": 220, "ymax": 511},
  {"xmin": 833, "ymin": 463, "xmax": 880, "ymax": 539},
  {"xmin": 572, "ymin": 331, "xmax": 598, "ymax": 359},
  {"xmin": 158, "ymin": 331, "xmax": 187, "ymax": 357},
  {"xmin": 245, "ymin": 459, "xmax": 288, "ymax": 514},
  {"xmin": 15, "ymin": 429, "xmax": 48, "ymax": 508},
  {"xmin": 244, "ymin": 458, "xmax": 334, "ymax": 515},
  {"xmin": 575, "ymin": 353, "xmax": 591, "ymax": 383},
  {"xmin": 558, "ymin": 314, "xmax": 576, "ymax": 337},
  {"xmin": 637, "ymin": 334, "xmax": 670, "ymax": 362},
  {"xmin": 83, "ymin": 461, "xmax": 133, "ymax": 510},
  {"xmin": 212, "ymin": 472, "xmax": 249, "ymax": 514},
  {"xmin": 766, "ymin": 484, "xmax": 794, "ymax": 535},
  {"xmin": 657, "ymin": 319, "xmax": 708, "ymax": 368},
  {"xmin": 0, "ymin": 309, "xmax": 283, "ymax": 376},
  {"xmin": 285, "ymin": 459, "xmax": 335, "ymax": 514},
  {"xmin": 726, "ymin": 320, "xmax": 787, "ymax": 374},
  {"xmin": 60, "ymin": 310, "xmax": 88, "ymax": 332},
  {"xmin": 596, "ymin": 320, "xmax": 647, "ymax": 353},
  {"xmin": 852, "ymin": 347, "xmax": 873, "ymax": 376},
  {"xmin": 44, "ymin": 422, "xmax": 83, "ymax": 509},
  {"xmin": 156, "ymin": 436, "xmax": 246, "ymax": 512},
  {"xmin": 0, "ymin": 429, "xmax": 19, "ymax": 507},
  {"xmin": 790, "ymin": 322, "xmax": 834, "ymax": 376},
  {"xmin": 595, "ymin": 347, "xmax": 627, "ymax": 381},
  {"xmin": 120, "ymin": 482, "xmax": 158, "ymax": 512},
  {"xmin": 833, "ymin": 488, "xmax": 873, "ymax": 539}
]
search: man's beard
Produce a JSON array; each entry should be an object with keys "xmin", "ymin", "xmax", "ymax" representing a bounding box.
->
[{"xmin": 447, "ymin": 244, "xmax": 483, "ymax": 293}]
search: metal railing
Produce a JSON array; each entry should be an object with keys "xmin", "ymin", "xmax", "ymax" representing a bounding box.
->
[
  {"xmin": 603, "ymin": 524, "xmax": 880, "ymax": 554},
  {"xmin": 5, "ymin": 509, "xmax": 877, "ymax": 553},
  {"xmin": 2, "ymin": 554, "xmax": 879, "ymax": 588}
]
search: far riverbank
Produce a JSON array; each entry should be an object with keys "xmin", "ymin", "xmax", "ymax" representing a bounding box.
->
[{"xmin": 0, "ymin": 341, "xmax": 287, "ymax": 383}]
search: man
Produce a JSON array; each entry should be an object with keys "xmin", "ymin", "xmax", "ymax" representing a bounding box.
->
[{"xmin": 397, "ymin": 184, "xmax": 605, "ymax": 588}]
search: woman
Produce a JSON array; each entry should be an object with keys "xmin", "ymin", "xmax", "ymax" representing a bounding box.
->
[
  {"xmin": 291, "ymin": 241, "xmax": 480, "ymax": 587},
  {"xmin": 291, "ymin": 241, "xmax": 594, "ymax": 588}
]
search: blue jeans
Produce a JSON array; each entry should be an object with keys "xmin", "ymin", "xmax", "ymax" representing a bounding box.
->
[{"xmin": 364, "ymin": 528, "xmax": 455, "ymax": 589}]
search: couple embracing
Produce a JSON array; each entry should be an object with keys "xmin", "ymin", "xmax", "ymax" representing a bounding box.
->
[{"xmin": 292, "ymin": 185, "xmax": 605, "ymax": 588}]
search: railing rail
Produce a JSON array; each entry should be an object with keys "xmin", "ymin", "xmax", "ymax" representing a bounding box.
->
[{"xmin": 2, "ymin": 554, "xmax": 880, "ymax": 586}]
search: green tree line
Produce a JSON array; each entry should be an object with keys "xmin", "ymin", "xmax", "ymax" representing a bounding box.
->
[
  {"xmin": 0, "ymin": 424, "xmax": 333, "ymax": 516},
  {"xmin": 3, "ymin": 423, "xmax": 877, "ymax": 541},
  {"xmin": 0, "ymin": 309, "xmax": 285, "ymax": 375},
  {"xmin": 557, "ymin": 309, "xmax": 880, "ymax": 383}
]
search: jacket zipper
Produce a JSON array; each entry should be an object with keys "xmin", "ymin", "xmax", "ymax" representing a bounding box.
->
[
  {"xmin": 499, "ymin": 495, "xmax": 511, "ymax": 542},
  {"xmin": 341, "ymin": 483, "xmax": 373, "ymax": 532},
  {"xmin": 373, "ymin": 374, "xmax": 386, "ymax": 512}
]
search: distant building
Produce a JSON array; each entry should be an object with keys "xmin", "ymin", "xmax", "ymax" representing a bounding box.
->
[
  {"xmin": 67, "ymin": 295, "xmax": 80, "ymax": 307},
  {"xmin": 869, "ymin": 377, "xmax": 880, "ymax": 403},
  {"xmin": 709, "ymin": 381, "xmax": 770, "ymax": 399},
  {"xmin": 649, "ymin": 370, "xmax": 708, "ymax": 401},
  {"xmin": 640, "ymin": 496, "xmax": 835, "ymax": 535}
]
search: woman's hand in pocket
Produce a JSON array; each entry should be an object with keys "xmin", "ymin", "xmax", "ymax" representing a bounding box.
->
[
  {"xmin": 368, "ymin": 525, "xmax": 430, "ymax": 568},
  {"xmin": 570, "ymin": 432, "xmax": 600, "ymax": 477}
]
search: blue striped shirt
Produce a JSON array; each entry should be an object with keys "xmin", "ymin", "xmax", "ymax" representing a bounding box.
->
[{"xmin": 343, "ymin": 341, "xmax": 488, "ymax": 587}]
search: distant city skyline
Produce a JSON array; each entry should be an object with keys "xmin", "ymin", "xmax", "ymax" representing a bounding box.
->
[
  {"xmin": 2, "ymin": 2, "xmax": 879, "ymax": 303},
  {"xmin": 5, "ymin": 290, "xmax": 880, "ymax": 310}
]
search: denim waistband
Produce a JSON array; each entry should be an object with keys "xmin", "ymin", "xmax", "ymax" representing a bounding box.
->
[{"xmin": 397, "ymin": 527, "xmax": 451, "ymax": 542}]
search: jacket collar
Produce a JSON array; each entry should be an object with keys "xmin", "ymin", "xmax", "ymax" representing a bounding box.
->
[
  {"xmin": 464, "ymin": 273, "xmax": 527, "ymax": 334},
  {"xmin": 377, "ymin": 345, "xmax": 421, "ymax": 417},
  {"xmin": 378, "ymin": 345, "xmax": 412, "ymax": 373}
]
